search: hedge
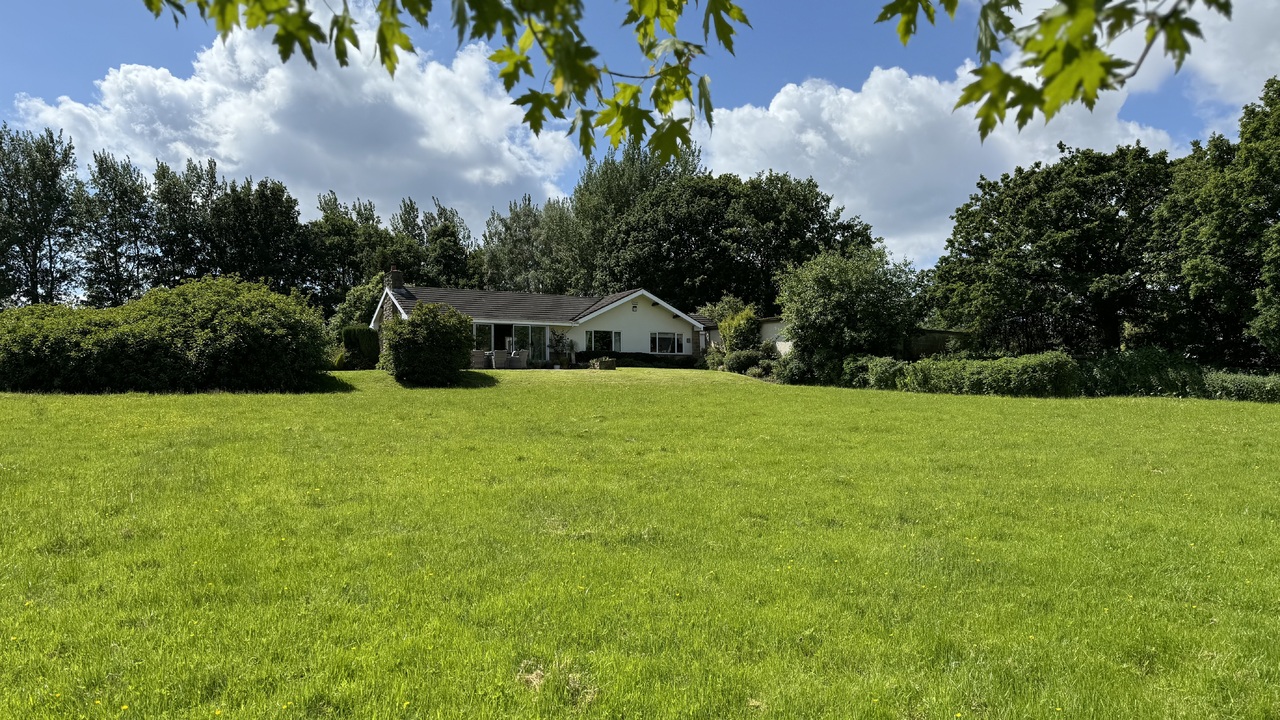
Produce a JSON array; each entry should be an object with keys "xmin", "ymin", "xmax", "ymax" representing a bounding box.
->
[
  {"xmin": 898, "ymin": 351, "xmax": 1081, "ymax": 398},
  {"xmin": 338, "ymin": 325, "xmax": 381, "ymax": 370},
  {"xmin": 0, "ymin": 277, "xmax": 329, "ymax": 393},
  {"xmin": 1204, "ymin": 371, "xmax": 1280, "ymax": 403},
  {"xmin": 1080, "ymin": 347, "xmax": 1206, "ymax": 398}
]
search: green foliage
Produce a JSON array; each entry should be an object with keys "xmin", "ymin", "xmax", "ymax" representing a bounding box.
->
[
  {"xmin": 0, "ymin": 276, "xmax": 328, "ymax": 392},
  {"xmin": 600, "ymin": 171, "xmax": 873, "ymax": 312},
  {"xmin": 932, "ymin": 143, "xmax": 1173, "ymax": 356},
  {"xmin": 339, "ymin": 325, "xmax": 381, "ymax": 370},
  {"xmin": 0, "ymin": 124, "xmax": 81, "ymax": 305},
  {"xmin": 378, "ymin": 302, "xmax": 473, "ymax": 386},
  {"xmin": 778, "ymin": 247, "xmax": 923, "ymax": 385},
  {"xmin": 773, "ymin": 351, "xmax": 817, "ymax": 385},
  {"xmin": 1204, "ymin": 371, "xmax": 1280, "ymax": 403},
  {"xmin": 723, "ymin": 349, "xmax": 764, "ymax": 375},
  {"xmin": 327, "ymin": 272, "xmax": 385, "ymax": 341},
  {"xmin": 696, "ymin": 294, "xmax": 749, "ymax": 326},
  {"xmin": 898, "ymin": 351, "xmax": 1082, "ymax": 398},
  {"xmin": 1079, "ymin": 346, "xmax": 1206, "ymax": 398},
  {"xmin": 717, "ymin": 307, "xmax": 759, "ymax": 354},
  {"xmin": 703, "ymin": 343, "xmax": 725, "ymax": 371},
  {"xmin": 866, "ymin": 356, "xmax": 908, "ymax": 390},
  {"xmin": 141, "ymin": 1, "xmax": 1232, "ymax": 154}
]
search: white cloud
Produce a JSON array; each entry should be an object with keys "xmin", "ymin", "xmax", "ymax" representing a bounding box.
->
[
  {"xmin": 702, "ymin": 65, "xmax": 1174, "ymax": 265},
  {"xmin": 1181, "ymin": 0, "xmax": 1280, "ymax": 133},
  {"xmin": 14, "ymin": 12, "xmax": 575, "ymax": 235}
]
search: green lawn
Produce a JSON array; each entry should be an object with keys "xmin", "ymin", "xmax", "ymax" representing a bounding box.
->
[{"xmin": 3, "ymin": 369, "xmax": 1279, "ymax": 719}]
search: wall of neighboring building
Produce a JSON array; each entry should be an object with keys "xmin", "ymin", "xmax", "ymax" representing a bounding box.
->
[
  {"xmin": 575, "ymin": 294, "xmax": 699, "ymax": 354},
  {"xmin": 760, "ymin": 318, "xmax": 792, "ymax": 356}
]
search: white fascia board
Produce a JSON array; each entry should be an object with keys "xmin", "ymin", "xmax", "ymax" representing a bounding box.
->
[
  {"xmin": 574, "ymin": 289, "xmax": 705, "ymax": 329},
  {"xmin": 369, "ymin": 288, "xmax": 409, "ymax": 329}
]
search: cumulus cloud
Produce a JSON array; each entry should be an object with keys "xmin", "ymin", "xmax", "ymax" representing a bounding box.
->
[
  {"xmin": 15, "ymin": 12, "xmax": 575, "ymax": 234},
  {"xmin": 702, "ymin": 65, "xmax": 1174, "ymax": 264}
]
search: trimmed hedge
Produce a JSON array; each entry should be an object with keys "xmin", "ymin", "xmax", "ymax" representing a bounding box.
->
[
  {"xmin": 0, "ymin": 277, "xmax": 329, "ymax": 393},
  {"xmin": 898, "ymin": 351, "xmax": 1081, "ymax": 398},
  {"xmin": 1080, "ymin": 347, "xmax": 1205, "ymax": 398},
  {"xmin": 1204, "ymin": 371, "xmax": 1280, "ymax": 403},
  {"xmin": 378, "ymin": 302, "xmax": 473, "ymax": 386},
  {"xmin": 339, "ymin": 325, "xmax": 381, "ymax": 370}
]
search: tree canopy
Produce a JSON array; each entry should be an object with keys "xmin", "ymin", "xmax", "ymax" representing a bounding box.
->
[{"xmin": 142, "ymin": 0, "xmax": 1234, "ymax": 157}]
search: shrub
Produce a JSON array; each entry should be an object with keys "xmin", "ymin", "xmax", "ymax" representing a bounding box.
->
[
  {"xmin": 744, "ymin": 365, "xmax": 766, "ymax": 379},
  {"xmin": 1204, "ymin": 371, "xmax": 1280, "ymax": 403},
  {"xmin": 328, "ymin": 273, "xmax": 385, "ymax": 342},
  {"xmin": 840, "ymin": 355, "xmax": 872, "ymax": 388},
  {"xmin": 899, "ymin": 351, "xmax": 1081, "ymax": 398},
  {"xmin": 774, "ymin": 351, "xmax": 818, "ymax": 385},
  {"xmin": 724, "ymin": 349, "xmax": 764, "ymax": 374},
  {"xmin": 719, "ymin": 307, "xmax": 761, "ymax": 353},
  {"xmin": 866, "ymin": 357, "xmax": 908, "ymax": 390},
  {"xmin": 378, "ymin": 302, "xmax": 473, "ymax": 386},
  {"xmin": 0, "ymin": 277, "xmax": 328, "ymax": 393},
  {"xmin": 704, "ymin": 344, "xmax": 726, "ymax": 371},
  {"xmin": 1080, "ymin": 347, "xmax": 1206, "ymax": 397},
  {"xmin": 339, "ymin": 325, "xmax": 381, "ymax": 370}
]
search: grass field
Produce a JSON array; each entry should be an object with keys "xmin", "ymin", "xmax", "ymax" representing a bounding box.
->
[{"xmin": 3, "ymin": 369, "xmax": 1280, "ymax": 719}]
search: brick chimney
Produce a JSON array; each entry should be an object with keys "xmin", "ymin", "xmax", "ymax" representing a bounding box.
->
[{"xmin": 385, "ymin": 266, "xmax": 404, "ymax": 290}]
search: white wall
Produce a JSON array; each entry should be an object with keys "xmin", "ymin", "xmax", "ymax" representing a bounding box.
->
[
  {"xmin": 760, "ymin": 318, "xmax": 792, "ymax": 356},
  {"xmin": 575, "ymin": 293, "xmax": 699, "ymax": 354}
]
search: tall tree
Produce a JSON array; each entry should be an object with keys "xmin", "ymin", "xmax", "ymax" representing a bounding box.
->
[
  {"xmin": 80, "ymin": 152, "xmax": 155, "ymax": 307},
  {"xmin": 209, "ymin": 177, "xmax": 308, "ymax": 292},
  {"xmin": 1165, "ymin": 77, "xmax": 1280, "ymax": 365},
  {"xmin": 932, "ymin": 143, "xmax": 1172, "ymax": 355},
  {"xmin": 599, "ymin": 171, "xmax": 874, "ymax": 312},
  {"xmin": 391, "ymin": 196, "xmax": 473, "ymax": 288},
  {"xmin": 0, "ymin": 125, "xmax": 81, "ymax": 305},
  {"xmin": 151, "ymin": 158, "xmax": 222, "ymax": 288},
  {"xmin": 480, "ymin": 195, "xmax": 547, "ymax": 292}
]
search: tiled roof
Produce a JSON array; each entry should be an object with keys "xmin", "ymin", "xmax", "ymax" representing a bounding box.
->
[{"xmin": 389, "ymin": 286, "xmax": 676, "ymax": 325}]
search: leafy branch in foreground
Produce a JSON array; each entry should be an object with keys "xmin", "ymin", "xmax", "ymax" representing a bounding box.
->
[
  {"xmin": 142, "ymin": 0, "xmax": 1232, "ymax": 155},
  {"xmin": 878, "ymin": 0, "xmax": 1233, "ymax": 138}
]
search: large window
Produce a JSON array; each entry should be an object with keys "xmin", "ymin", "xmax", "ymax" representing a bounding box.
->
[
  {"xmin": 650, "ymin": 332, "xmax": 684, "ymax": 354},
  {"xmin": 587, "ymin": 330, "xmax": 620, "ymax": 351},
  {"xmin": 513, "ymin": 325, "xmax": 549, "ymax": 362},
  {"xmin": 473, "ymin": 324, "xmax": 493, "ymax": 351}
]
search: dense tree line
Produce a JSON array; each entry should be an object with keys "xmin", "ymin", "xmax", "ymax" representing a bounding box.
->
[
  {"xmin": 0, "ymin": 131, "xmax": 870, "ymax": 319},
  {"xmin": 931, "ymin": 77, "xmax": 1280, "ymax": 370},
  {"xmin": 0, "ymin": 125, "xmax": 473, "ymax": 315}
]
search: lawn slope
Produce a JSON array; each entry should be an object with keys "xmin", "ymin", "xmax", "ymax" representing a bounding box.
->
[{"xmin": 2, "ymin": 369, "xmax": 1279, "ymax": 718}]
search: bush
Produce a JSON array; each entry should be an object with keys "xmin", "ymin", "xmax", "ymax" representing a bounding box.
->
[
  {"xmin": 339, "ymin": 325, "xmax": 381, "ymax": 370},
  {"xmin": 744, "ymin": 365, "xmax": 766, "ymax": 379},
  {"xmin": 774, "ymin": 351, "xmax": 818, "ymax": 385},
  {"xmin": 1204, "ymin": 371, "xmax": 1280, "ymax": 403},
  {"xmin": 724, "ymin": 349, "xmax": 764, "ymax": 374},
  {"xmin": 899, "ymin": 351, "xmax": 1081, "ymax": 398},
  {"xmin": 704, "ymin": 344, "xmax": 726, "ymax": 371},
  {"xmin": 378, "ymin": 302, "xmax": 473, "ymax": 386},
  {"xmin": 866, "ymin": 357, "xmax": 908, "ymax": 390},
  {"xmin": 1080, "ymin": 347, "xmax": 1206, "ymax": 397},
  {"xmin": 328, "ymin": 273, "xmax": 385, "ymax": 342},
  {"xmin": 719, "ymin": 307, "xmax": 761, "ymax": 353},
  {"xmin": 0, "ymin": 277, "xmax": 328, "ymax": 393}
]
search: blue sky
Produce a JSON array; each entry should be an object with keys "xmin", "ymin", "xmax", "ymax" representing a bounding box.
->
[{"xmin": 4, "ymin": 1, "xmax": 1277, "ymax": 264}]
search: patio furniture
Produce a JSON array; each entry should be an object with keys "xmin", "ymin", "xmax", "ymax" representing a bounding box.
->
[
  {"xmin": 491, "ymin": 352, "xmax": 509, "ymax": 369},
  {"xmin": 508, "ymin": 350, "xmax": 528, "ymax": 369},
  {"xmin": 470, "ymin": 350, "xmax": 488, "ymax": 369}
]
